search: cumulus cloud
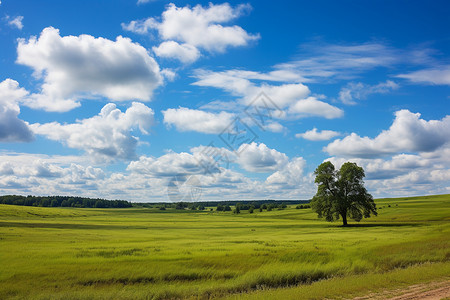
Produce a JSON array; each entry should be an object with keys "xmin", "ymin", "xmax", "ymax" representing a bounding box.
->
[
  {"xmin": 32, "ymin": 160, "xmax": 63, "ymax": 178},
  {"xmin": 0, "ymin": 146, "xmax": 317, "ymax": 201},
  {"xmin": 264, "ymin": 121, "xmax": 285, "ymax": 133},
  {"xmin": 325, "ymin": 110, "xmax": 450, "ymax": 158},
  {"xmin": 193, "ymin": 70, "xmax": 342, "ymax": 120},
  {"xmin": 339, "ymin": 80, "xmax": 399, "ymax": 105},
  {"xmin": 288, "ymin": 96, "xmax": 344, "ymax": 119},
  {"xmin": 324, "ymin": 152, "xmax": 450, "ymax": 198},
  {"xmin": 128, "ymin": 145, "xmax": 238, "ymax": 184},
  {"xmin": 0, "ymin": 79, "xmax": 34, "ymax": 142},
  {"xmin": 0, "ymin": 153, "xmax": 105, "ymax": 196},
  {"xmin": 162, "ymin": 107, "xmax": 235, "ymax": 134},
  {"xmin": 127, "ymin": 152, "xmax": 205, "ymax": 177},
  {"xmin": 257, "ymin": 83, "xmax": 312, "ymax": 108},
  {"xmin": 266, "ymin": 157, "xmax": 309, "ymax": 188},
  {"xmin": 125, "ymin": 144, "xmax": 313, "ymax": 200},
  {"xmin": 121, "ymin": 18, "xmax": 157, "ymax": 35},
  {"xmin": 31, "ymin": 102, "xmax": 154, "ymax": 161},
  {"xmin": 123, "ymin": 3, "xmax": 259, "ymax": 62},
  {"xmin": 17, "ymin": 27, "xmax": 163, "ymax": 112},
  {"xmin": 325, "ymin": 154, "xmax": 427, "ymax": 181},
  {"xmin": 296, "ymin": 128, "xmax": 340, "ymax": 141},
  {"xmin": 396, "ymin": 66, "xmax": 450, "ymax": 85},
  {"xmin": 153, "ymin": 41, "xmax": 201, "ymax": 64},
  {"xmin": 0, "ymin": 162, "xmax": 14, "ymax": 175},
  {"xmin": 193, "ymin": 69, "xmax": 254, "ymax": 96},
  {"xmin": 236, "ymin": 142, "xmax": 288, "ymax": 173},
  {"xmin": 194, "ymin": 70, "xmax": 309, "ymax": 107}
]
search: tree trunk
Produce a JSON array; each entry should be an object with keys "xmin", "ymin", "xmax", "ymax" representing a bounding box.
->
[{"xmin": 342, "ymin": 213, "xmax": 348, "ymax": 226}]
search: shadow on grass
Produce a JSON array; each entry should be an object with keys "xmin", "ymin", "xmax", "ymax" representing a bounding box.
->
[{"xmin": 340, "ymin": 222, "xmax": 424, "ymax": 228}]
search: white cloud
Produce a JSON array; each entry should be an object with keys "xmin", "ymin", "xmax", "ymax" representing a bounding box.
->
[
  {"xmin": 236, "ymin": 142, "xmax": 288, "ymax": 173},
  {"xmin": 193, "ymin": 69, "xmax": 254, "ymax": 96},
  {"xmin": 0, "ymin": 162, "xmax": 14, "ymax": 175},
  {"xmin": 339, "ymin": 80, "xmax": 399, "ymax": 105},
  {"xmin": 6, "ymin": 16, "xmax": 24, "ymax": 30},
  {"xmin": 266, "ymin": 157, "xmax": 310, "ymax": 189},
  {"xmin": 193, "ymin": 70, "xmax": 343, "ymax": 120},
  {"xmin": 325, "ymin": 110, "xmax": 450, "ymax": 158},
  {"xmin": 296, "ymin": 128, "xmax": 340, "ymax": 141},
  {"xmin": 365, "ymin": 154, "xmax": 428, "ymax": 180},
  {"xmin": 264, "ymin": 121, "xmax": 285, "ymax": 133},
  {"xmin": 196, "ymin": 69, "xmax": 305, "ymax": 86},
  {"xmin": 324, "ymin": 152, "xmax": 450, "ymax": 198},
  {"xmin": 275, "ymin": 42, "xmax": 401, "ymax": 82},
  {"xmin": 153, "ymin": 41, "xmax": 200, "ymax": 64},
  {"xmin": 137, "ymin": 0, "xmax": 155, "ymax": 5},
  {"xmin": 124, "ymin": 144, "xmax": 314, "ymax": 200},
  {"xmin": 123, "ymin": 3, "xmax": 258, "ymax": 62},
  {"xmin": 17, "ymin": 27, "xmax": 163, "ymax": 112},
  {"xmin": 121, "ymin": 18, "xmax": 157, "ymax": 35},
  {"xmin": 193, "ymin": 42, "xmax": 431, "ymax": 86},
  {"xmin": 162, "ymin": 107, "xmax": 235, "ymax": 134},
  {"xmin": 193, "ymin": 70, "xmax": 310, "ymax": 107},
  {"xmin": 258, "ymin": 83, "xmax": 311, "ymax": 108},
  {"xmin": 288, "ymin": 97, "xmax": 344, "ymax": 119},
  {"xmin": 127, "ymin": 152, "xmax": 205, "ymax": 177},
  {"xmin": 0, "ymin": 153, "xmax": 105, "ymax": 196},
  {"xmin": 125, "ymin": 145, "xmax": 312, "ymax": 200},
  {"xmin": 325, "ymin": 154, "xmax": 428, "ymax": 181},
  {"xmin": 161, "ymin": 68, "xmax": 177, "ymax": 81},
  {"xmin": 127, "ymin": 3, "xmax": 258, "ymax": 51},
  {"xmin": 0, "ymin": 79, "xmax": 33, "ymax": 142},
  {"xmin": 0, "ymin": 146, "xmax": 317, "ymax": 201},
  {"xmin": 31, "ymin": 102, "xmax": 154, "ymax": 161},
  {"xmin": 397, "ymin": 66, "xmax": 450, "ymax": 85},
  {"xmin": 128, "ymin": 146, "xmax": 238, "ymax": 186}
]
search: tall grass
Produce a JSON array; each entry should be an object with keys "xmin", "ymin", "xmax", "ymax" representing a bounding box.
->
[{"xmin": 0, "ymin": 194, "xmax": 449, "ymax": 299}]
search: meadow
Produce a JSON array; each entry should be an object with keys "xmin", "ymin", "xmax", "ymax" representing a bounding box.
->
[{"xmin": 0, "ymin": 195, "xmax": 449, "ymax": 299}]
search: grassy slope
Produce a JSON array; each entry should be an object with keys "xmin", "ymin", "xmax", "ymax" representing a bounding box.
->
[{"xmin": 0, "ymin": 195, "xmax": 449, "ymax": 299}]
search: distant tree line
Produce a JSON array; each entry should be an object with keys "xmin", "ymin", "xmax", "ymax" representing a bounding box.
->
[
  {"xmin": 224, "ymin": 202, "xmax": 289, "ymax": 213},
  {"xmin": 133, "ymin": 201, "xmax": 303, "ymax": 213},
  {"xmin": 0, "ymin": 195, "xmax": 132, "ymax": 208},
  {"xmin": 133, "ymin": 199, "xmax": 308, "ymax": 210},
  {"xmin": 191, "ymin": 199, "xmax": 307, "ymax": 207}
]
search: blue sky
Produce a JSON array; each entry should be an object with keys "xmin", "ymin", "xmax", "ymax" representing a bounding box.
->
[{"xmin": 0, "ymin": 0, "xmax": 449, "ymax": 202}]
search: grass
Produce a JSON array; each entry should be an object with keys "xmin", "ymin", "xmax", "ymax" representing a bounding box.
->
[{"xmin": 0, "ymin": 194, "xmax": 449, "ymax": 299}]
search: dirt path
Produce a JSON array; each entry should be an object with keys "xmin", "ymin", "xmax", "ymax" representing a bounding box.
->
[{"xmin": 353, "ymin": 280, "xmax": 450, "ymax": 300}]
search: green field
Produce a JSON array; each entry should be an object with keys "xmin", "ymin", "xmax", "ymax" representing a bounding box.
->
[{"xmin": 1, "ymin": 195, "xmax": 449, "ymax": 299}]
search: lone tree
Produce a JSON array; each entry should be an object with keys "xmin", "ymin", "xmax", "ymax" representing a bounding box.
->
[{"xmin": 311, "ymin": 161, "xmax": 377, "ymax": 226}]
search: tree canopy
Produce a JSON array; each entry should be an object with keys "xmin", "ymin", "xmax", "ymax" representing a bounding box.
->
[{"xmin": 310, "ymin": 161, "xmax": 377, "ymax": 226}]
